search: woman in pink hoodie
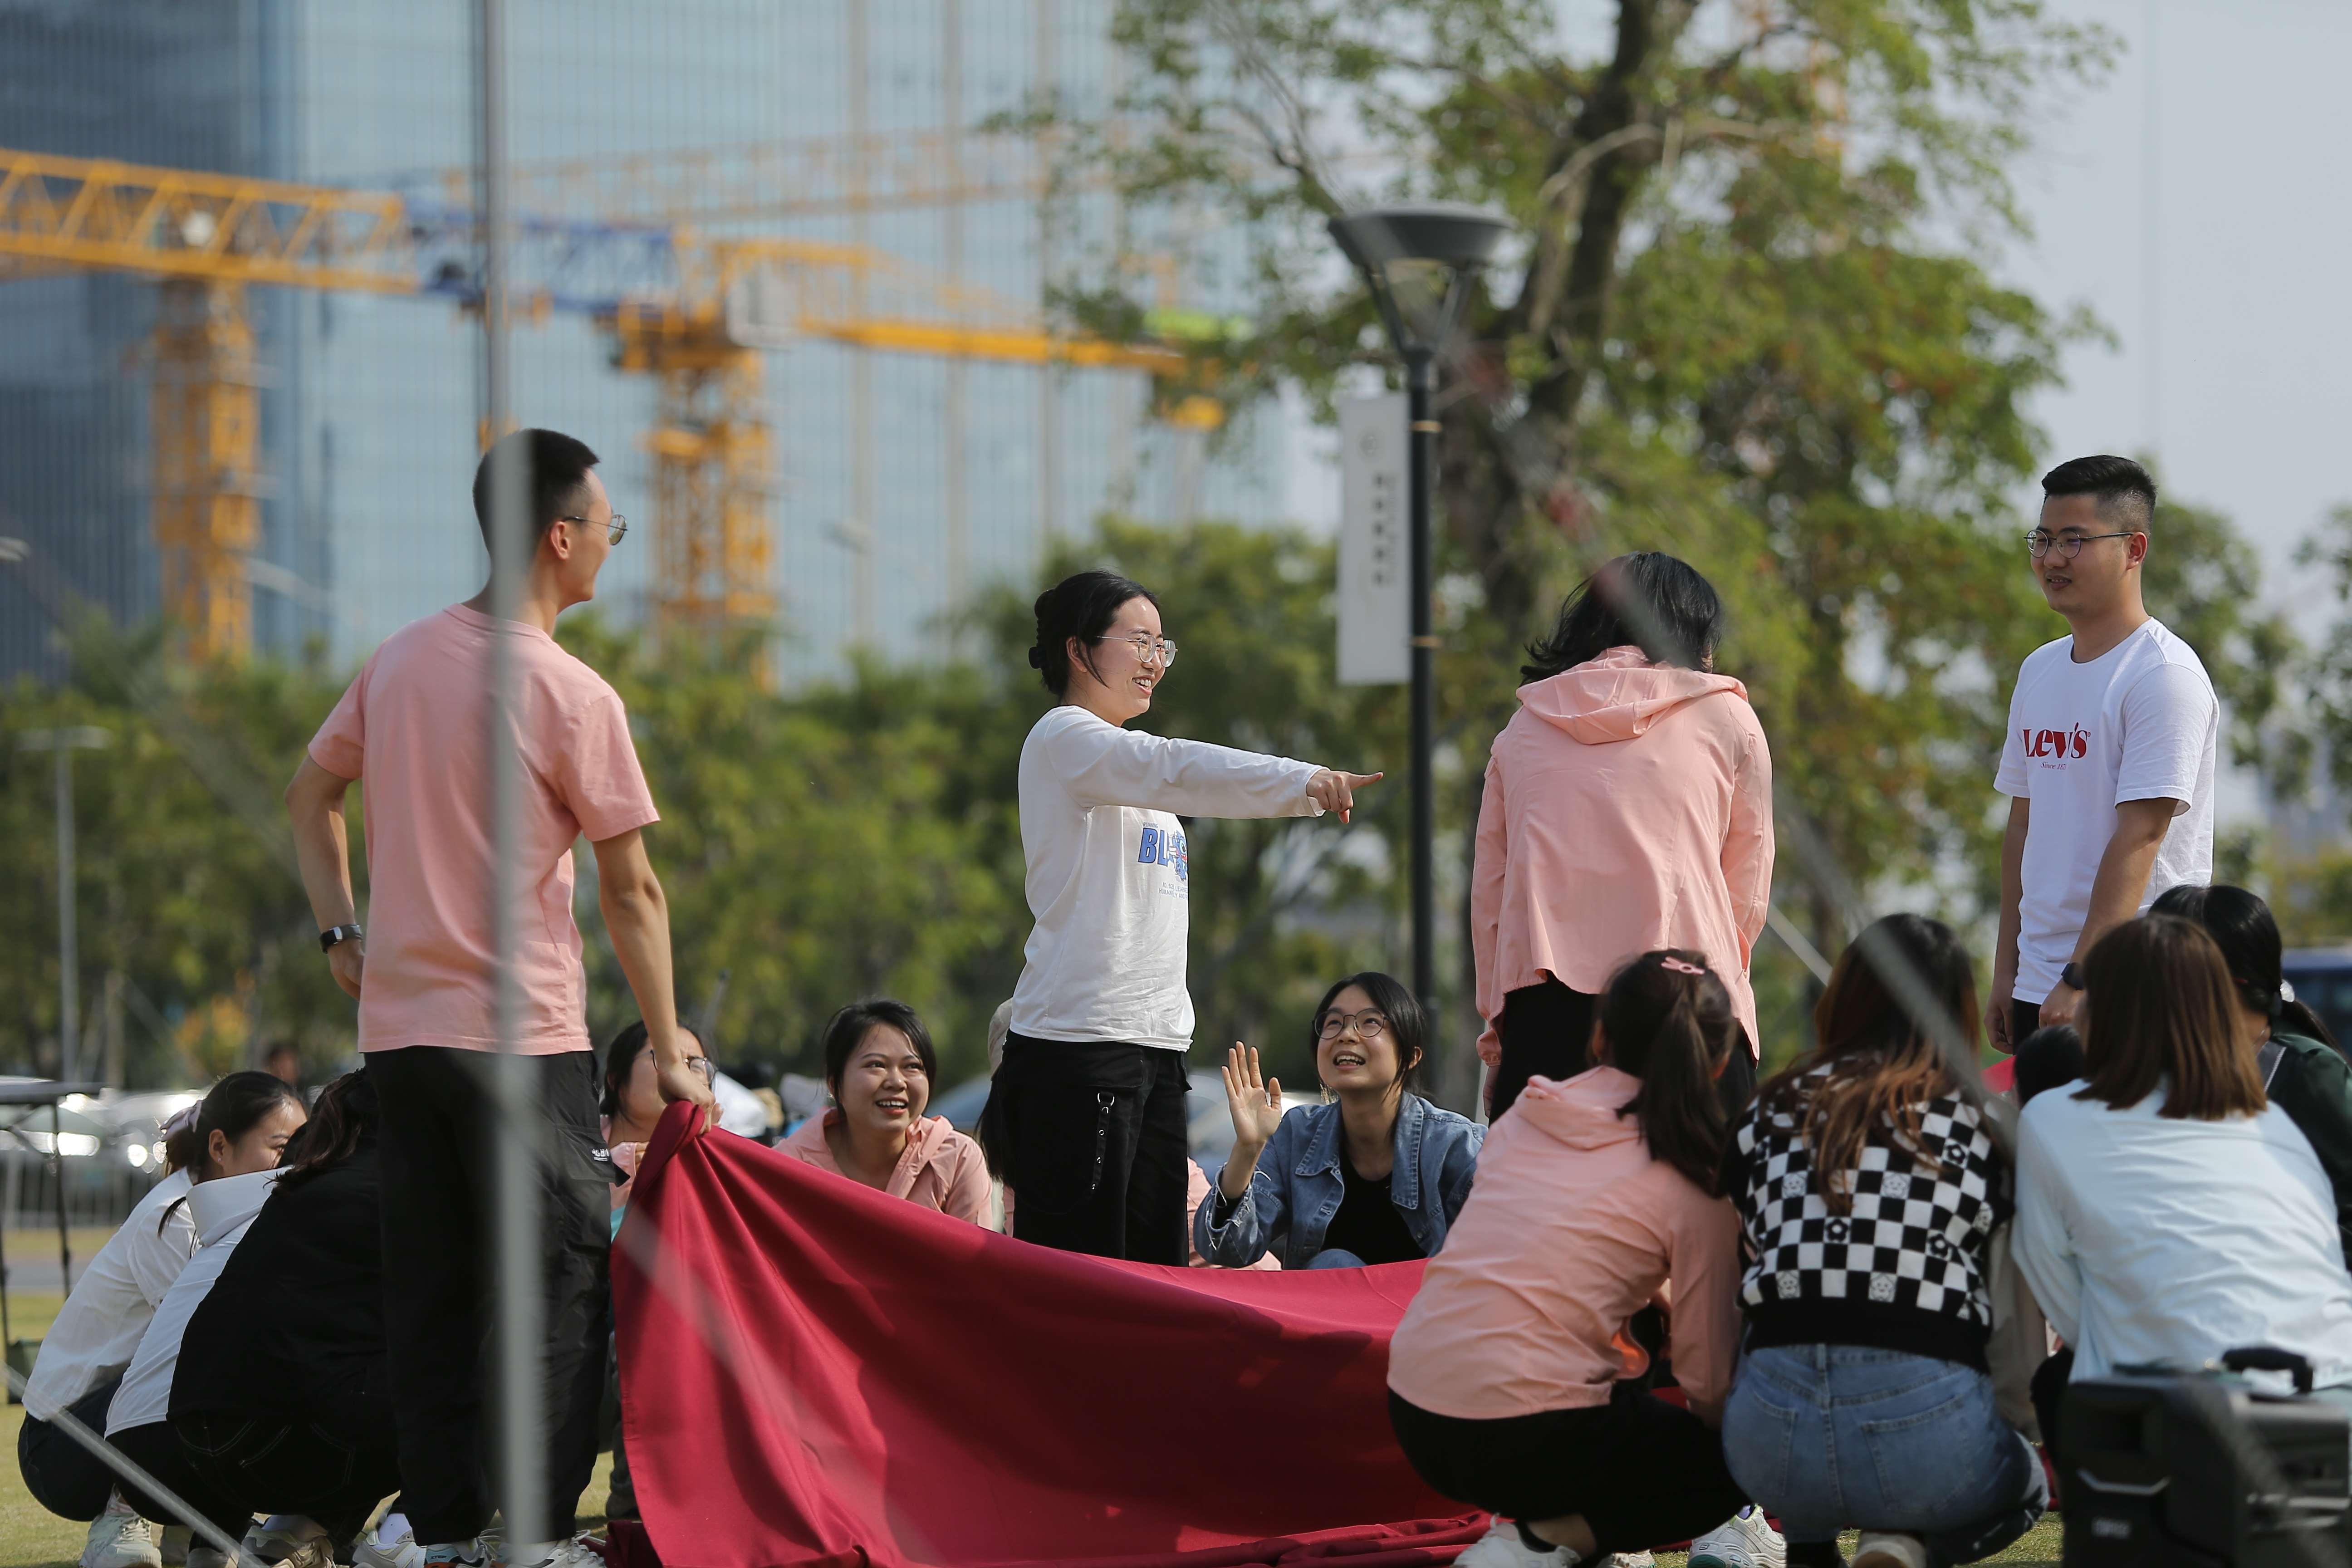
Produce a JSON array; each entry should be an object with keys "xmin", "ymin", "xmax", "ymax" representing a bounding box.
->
[
  {"xmin": 1473, "ymin": 553, "xmax": 1774, "ymax": 1121},
  {"xmin": 1387, "ymin": 951, "xmax": 1768, "ymax": 1568},
  {"xmin": 781, "ymin": 1000, "xmax": 993, "ymax": 1224}
]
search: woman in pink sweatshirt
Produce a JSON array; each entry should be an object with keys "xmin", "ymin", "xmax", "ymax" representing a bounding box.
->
[
  {"xmin": 1387, "ymin": 951, "xmax": 1765, "ymax": 1568},
  {"xmin": 1473, "ymin": 553, "xmax": 1774, "ymax": 1122},
  {"xmin": 781, "ymin": 1000, "xmax": 993, "ymax": 1224}
]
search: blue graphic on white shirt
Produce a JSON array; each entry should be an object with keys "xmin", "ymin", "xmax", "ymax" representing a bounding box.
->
[{"xmin": 1137, "ymin": 823, "xmax": 1189, "ymax": 883}]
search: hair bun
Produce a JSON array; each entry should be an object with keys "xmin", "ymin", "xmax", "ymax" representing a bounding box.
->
[{"xmin": 1027, "ymin": 646, "xmax": 1045, "ymax": 668}]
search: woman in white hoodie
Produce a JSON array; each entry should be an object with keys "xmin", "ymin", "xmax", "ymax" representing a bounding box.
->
[
  {"xmin": 1471, "ymin": 553, "xmax": 1774, "ymax": 1120},
  {"xmin": 985, "ymin": 569, "xmax": 1379, "ymax": 1263}
]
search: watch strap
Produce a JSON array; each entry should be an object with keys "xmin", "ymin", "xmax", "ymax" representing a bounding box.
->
[
  {"xmin": 2059, "ymin": 960, "xmax": 2085, "ymax": 992},
  {"xmin": 320, "ymin": 923, "xmax": 363, "ymax": 952}
]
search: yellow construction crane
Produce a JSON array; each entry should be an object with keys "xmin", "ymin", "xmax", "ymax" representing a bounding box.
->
[{"xmin": 0, "ymin": 144, "xmax": 1198, "ymax": 658}]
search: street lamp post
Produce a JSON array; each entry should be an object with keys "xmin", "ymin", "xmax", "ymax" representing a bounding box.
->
[
  {"xmin": 1328, "ymin": 204, "xmax": 1510, "ymax": 1030},
  {"xmin": 16, "ymin": 726, "xmax": 112, "ymax": 1083}
]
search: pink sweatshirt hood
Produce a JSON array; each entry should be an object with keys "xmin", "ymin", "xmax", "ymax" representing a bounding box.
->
[
  {"xmin": 1508, "ymin": 1066, "xmax": 1646, "ymax": 1153},
  {"xmin": 1518, "ymin": 646, "xmax": 1749, "ymax": 746}
]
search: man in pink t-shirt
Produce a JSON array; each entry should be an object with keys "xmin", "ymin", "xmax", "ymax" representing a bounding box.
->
[{"xmin": 285, "ymin": 429, "xmax": 712, "ymax": 1568}]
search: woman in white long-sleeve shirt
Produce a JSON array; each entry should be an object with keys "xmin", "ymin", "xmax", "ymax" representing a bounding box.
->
[
  {"xmin": 985, "ymin": 569, "xmax": 1379, "ymax": 1262},
  {"xmin": 2013, "ymin": 914, "xmax": 2352, "ymax": 1464}
]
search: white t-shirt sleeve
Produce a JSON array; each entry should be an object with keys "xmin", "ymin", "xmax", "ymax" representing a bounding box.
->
[
  {"xmin": 2011, "ymin": 1104, "xmax": 2083, "ymax": 1349},
  {"xmin": 1046, "ymin": 719, "xmax": 1323, "ymax": 819},
  {"xmin": 2114, "ymin": 660, "xmax": 2215, "ymax": 812},
  {"xmin": 1994, "ymin": 666, "xmax": 2032, "ymax": 798}
]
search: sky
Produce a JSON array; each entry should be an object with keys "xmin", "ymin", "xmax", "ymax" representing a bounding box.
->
[{"xmin": 2006, "ymin": 0, "xmax": 2352, "ymax": 620}]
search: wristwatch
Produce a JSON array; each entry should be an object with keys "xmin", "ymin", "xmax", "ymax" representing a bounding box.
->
[
  {"xmin": 319, "ymin": 923, "xmax": 364, "ymax": 952},
  {"xmin": 2058, "ymin": 961, "xmax": 2085, "ymax": 992}
]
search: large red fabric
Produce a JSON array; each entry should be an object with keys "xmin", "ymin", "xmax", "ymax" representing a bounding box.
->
[{"xmin": 615, "ymin": 1107, "xmax": 1482, "ymax": 1568}]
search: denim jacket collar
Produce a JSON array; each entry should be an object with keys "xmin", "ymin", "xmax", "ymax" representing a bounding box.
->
[{"xmin": 1292, "ymin": 1093, "xmax": 1429, "ymax": 1213}]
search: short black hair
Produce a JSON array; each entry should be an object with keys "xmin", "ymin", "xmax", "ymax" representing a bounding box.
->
[
  {"xmin": 2040, "ymin": 454, "xmax": 2156, "ymax": 533},
  {"xmin": 820, "ymin": 999, "xmax": 939, "ymax": 1093},
  {"xmin": 471, "ymin": 427, "xmax": 601, "ymax": 557},
  {"xmin": 1523, "ymin": 552, "xmax": 1724, "ymax": 682},
  {"xmin": 600, "ymin": 1019, "xmax": 702, "ymax": 1118},
  {"xmin": 1308, "ymin": 971, "xmax": 1427, "ymax": 1093},
  {"xmin": 1029, "ymin": 569, "xmax": 1159, "ymax": 697}
]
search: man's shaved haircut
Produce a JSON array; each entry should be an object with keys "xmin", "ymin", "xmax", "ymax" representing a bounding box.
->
[
  {"xmin": 2040, "ymin": 453, "xmax": 2156, "ymax": 533},
  {"xmin": 471, "ymin": 427, "xmax": 601, "ymax": 555}
]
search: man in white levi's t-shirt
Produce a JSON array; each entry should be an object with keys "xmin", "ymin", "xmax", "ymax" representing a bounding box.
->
[{"xmin": 1991, "ymin": 455, "xmax": 2219, "ymax": 1055}]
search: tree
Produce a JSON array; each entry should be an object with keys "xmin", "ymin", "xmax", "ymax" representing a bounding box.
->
[{"xmin": 1040, "ymin": 0, "xmax": 2288, "ymax": 1067}]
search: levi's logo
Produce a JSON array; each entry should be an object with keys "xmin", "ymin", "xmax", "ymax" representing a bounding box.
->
[{"xmin": 2021, "ymin": 724, "xmax": 2090, "ymax": 760}]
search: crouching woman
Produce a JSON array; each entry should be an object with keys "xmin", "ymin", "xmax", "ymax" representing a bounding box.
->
[
  {"xmin": 1720, "ymin": 915, "xmax": 2045, "ymax": 1568},
  {"xmin": 1196, "ymin": 972, "xmax": 1481, "ymax": 1269},
  {"xmin": 1385, "ymin": 951, "xmax": 1753, "ymax": 1567}
]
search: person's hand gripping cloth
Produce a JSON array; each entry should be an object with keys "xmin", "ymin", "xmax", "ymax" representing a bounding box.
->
[{"xmin": 613, "ymin": 1103, "xmax": 1483, "ymax": 1568}]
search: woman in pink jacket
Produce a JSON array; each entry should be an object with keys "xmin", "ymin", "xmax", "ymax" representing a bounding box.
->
[
  {"xmin": 781, "ymin": 1000, "xmax": 993, "ymax": 1224},
  {"xmin": 1387, "ymin": 951, "xmax": 1773, "ymax": 1568},
  {"xmin": 1474, "ymin": 552, "xmax": 1774, "ymax": 1121}
]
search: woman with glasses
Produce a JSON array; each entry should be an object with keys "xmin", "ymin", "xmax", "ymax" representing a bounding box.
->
[
  {"xmin": 985, "ymin": 568, "xmax": 1382, "ymax": 1264},
  {"xmin": 601, "ymin": 1019, "xmax": 715, "ymax": 1219},
  {"xmin": 1473, "ymin": 551, "xmax": 1774, "ymax": 1122},
  {"xmin": 1196, "ymin": 972, "xmax": 1482, "ymax": 1269}
]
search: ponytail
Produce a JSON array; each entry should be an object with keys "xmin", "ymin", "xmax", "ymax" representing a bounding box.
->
[
  {"xmin": 157, "ymin": 1070, "xmax": 304, "ymax": 1229},
  {"xmin": 1599, "ymin": 951, "xmax": 1736, "ymax": 1191}
]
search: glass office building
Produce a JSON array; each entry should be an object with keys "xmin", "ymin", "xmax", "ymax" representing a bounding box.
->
[{"xmin": 0, "ymin": 0, "xmax": 1287, "ymax": 685}]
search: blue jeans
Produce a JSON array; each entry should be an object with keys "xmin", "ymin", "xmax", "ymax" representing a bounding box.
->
[{"xmin": 1723, "ymin": 1345, "xmax": 2045, "ymax": 1566}]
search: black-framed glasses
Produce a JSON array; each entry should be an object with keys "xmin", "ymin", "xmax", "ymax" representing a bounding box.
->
[
  {"xmin": 2026, "ymin": 529, "xmax": 2136, "ymax": 560},
  {"xmin": 559, "ymin": 514, "xmax": 628, "ymax": 546},
  {"xmin": 1091, "ymin": 632, "xmax": 1178, "ymax": 668},
  {"xmin": 1317, "ymin": 1009, "xmax": 1389, "ymax": 1041}
]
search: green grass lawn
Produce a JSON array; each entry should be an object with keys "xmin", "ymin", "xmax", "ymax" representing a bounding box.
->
[
  {"xmin": 1646, "ymin": 1518, "xmax": 2065, "ymax": 1563},
  {"xmin": 0, "ymin": 1282, "xmax": 618, "ymax": 1568},
  {"xmin": 0, "ymin": 1246, "xmax": 2062, "ymax": 1568}
]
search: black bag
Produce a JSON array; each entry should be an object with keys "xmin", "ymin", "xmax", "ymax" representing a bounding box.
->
[{"xmin": 2062, "ymin": 1347, "xmax": 2352, "ymax": 1566}]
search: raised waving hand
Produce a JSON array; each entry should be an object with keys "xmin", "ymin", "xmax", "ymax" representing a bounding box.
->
[{"xmin": 1218, "ymin": 1042, "xmax": 1286, "ymax": 1201}]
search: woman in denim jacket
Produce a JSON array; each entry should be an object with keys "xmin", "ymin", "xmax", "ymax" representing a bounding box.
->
[{"xmin": 1195, "ymin": 972, "xmax": 1482, "ymax": 1269}]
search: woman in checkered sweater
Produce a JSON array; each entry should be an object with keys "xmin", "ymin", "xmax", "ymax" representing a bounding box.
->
[{"xmin": 1718, "ymin": 915, "xmax": 2046, "ymax": 1568}]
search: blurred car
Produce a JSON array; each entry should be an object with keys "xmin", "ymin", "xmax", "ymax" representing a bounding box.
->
[{"xmin": 2283, "ymin": 948, "xmax": 2352, "ymax": 1053}]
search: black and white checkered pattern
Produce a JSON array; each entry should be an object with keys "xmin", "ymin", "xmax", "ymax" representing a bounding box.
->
[{"xmin": 1731, "ymin": 1066, "xmax": 2004, "ymax": 1324}]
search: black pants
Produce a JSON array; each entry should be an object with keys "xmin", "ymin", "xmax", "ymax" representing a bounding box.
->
[
  {"xmin": 372, "ymin": 1047, "xmax": 610, "ymax": 1546},
  {"xmin": 18, "ymin": 1376, "xmax": 121, "ymax": 1521},
  {"xmin": 1389, "ymin": 1385, "xmax": 1749, "ymax": 1557},
  {"xmin": 2029, "ymin": 1345, "xmax": 2076, "ymax": 1507},
  {"xmin": 111, "ymin": 1422, "xmax": 250, "ymax": 1539},
  {"xmin": 1490, "ymin": 977, "xmax": 1759, "ymax": 1123},
  {"xmin": 985, "ymin": 1034, "xmax": 1190, "ymax": 1264},
  {"xmin": 175, "ymin": 1394, "xmax": 401, "ymax": 1548}
]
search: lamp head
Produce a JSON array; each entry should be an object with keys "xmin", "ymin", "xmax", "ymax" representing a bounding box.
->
[{"xmin": 1328, "ymin": 202, "xmax": 1512, "ymax": 360}]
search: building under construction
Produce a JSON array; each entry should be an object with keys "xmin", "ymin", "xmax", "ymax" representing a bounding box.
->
[{"xmin": 0, "ymin": 0, "xmax": 1287, "ymax": 684}]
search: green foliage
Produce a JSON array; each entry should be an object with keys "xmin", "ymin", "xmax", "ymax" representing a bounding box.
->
[{"xmin": 0, "ymin": 653, "xmax": 358, "ymax": 1085}]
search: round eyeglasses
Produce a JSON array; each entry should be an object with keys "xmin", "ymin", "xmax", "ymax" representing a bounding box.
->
[
  {"xmin": 1317, "ymin": 1010, "xmax": 1388, "ymax": 1040},
  {"xmin": 1092, "ymin": 632, "xmax": 1178, "ymax": 668},
  {"xmin": 559, "ymin": 514, "xmax": 628, "ymax": 546}
]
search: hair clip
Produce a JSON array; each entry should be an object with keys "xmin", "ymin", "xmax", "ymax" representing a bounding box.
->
[
  {"xmin": 1658, "ymin": 957, "xmax": 1707, "ymax": 976},
  {"xmin": 162, "ymin": 1103, "xmax": 201, "ymax": 1137}
]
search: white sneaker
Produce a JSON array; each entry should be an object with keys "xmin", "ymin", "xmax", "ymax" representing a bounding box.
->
[
  {"xmin": 498, "ymin": 1537, "xmax": 606, "ymax": 1568},
  {"xmin": 159, "ymin": 1527, "xmax": 191, "ymax": 1568},
  {"xmin": 83, "ymin": 1503, "xmax": 163, "ymax": 1568},
  {"xmin": 1455, "ymin": 1516, "xmax": 1581, "ymax": 1568},
  {"xmin": 354, "ymin": 1518, "xmax": 425, "ymax": 1568},
  {"xmin": 245, "ymin": 1518, "xmax": 332, "ymax": 1568},
  {"xmin": 1851, "ymin": 1532, "xmax": 1927, "ymax": 1568},
  {"xmin": 420, "ymin": 1541, "xmax": 493, "ymax": 1568},
  {"xmin": 1687, "ymin": 1509, "xmax": 1786, "ymax": 1568}
]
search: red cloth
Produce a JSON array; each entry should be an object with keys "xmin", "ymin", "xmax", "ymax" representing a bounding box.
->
[{"xmin": 616, "ymin": 1106, "xmax": 1482, "ymax": 1568}]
